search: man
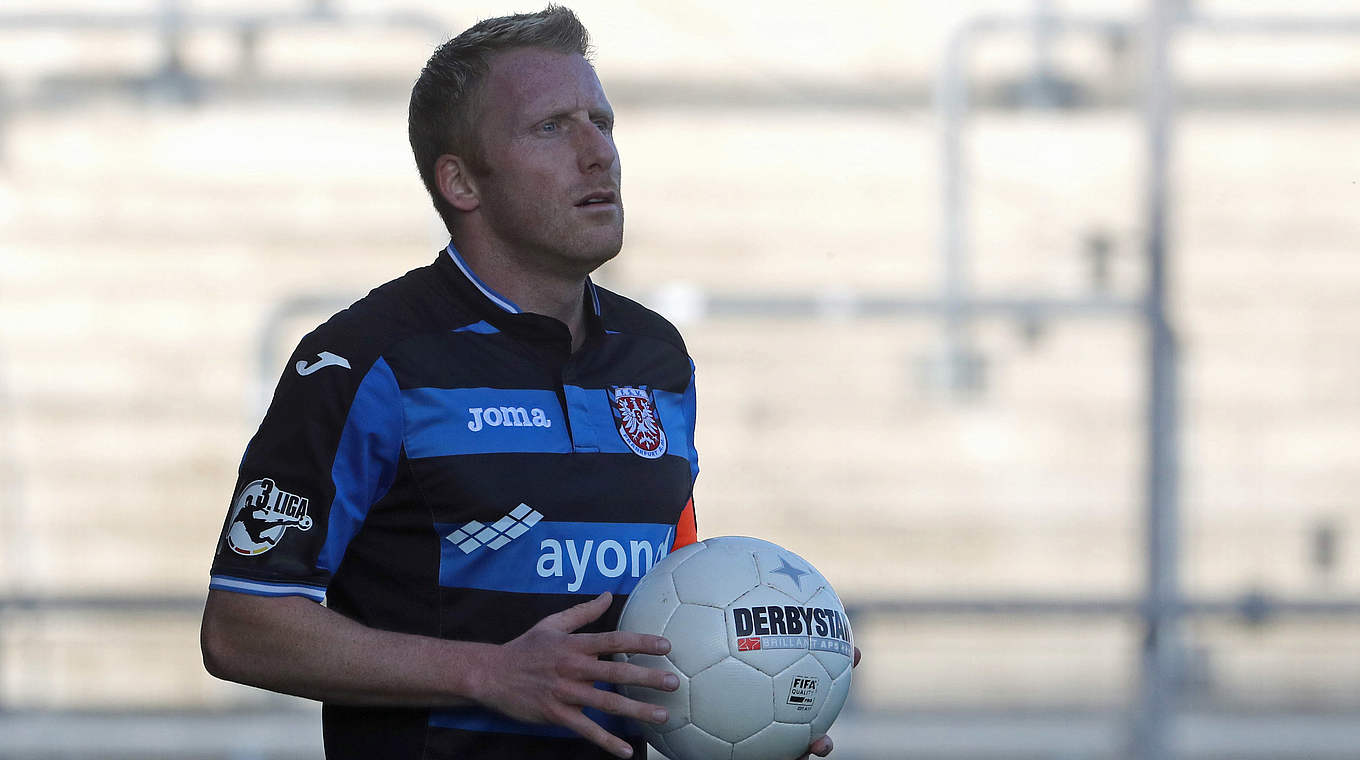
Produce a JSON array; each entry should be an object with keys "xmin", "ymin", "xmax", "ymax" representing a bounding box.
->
[{"xmin": 201, "ymin": 7, "xmax": 848, "ymax": 759}]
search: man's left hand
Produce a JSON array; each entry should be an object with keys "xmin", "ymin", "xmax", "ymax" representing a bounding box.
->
[{"xmin": 799, "ymin": 646, "xmax": 861, "ymax": 759}]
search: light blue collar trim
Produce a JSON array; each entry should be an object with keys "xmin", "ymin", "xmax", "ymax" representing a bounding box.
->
[
  {"xmin": 444, "ymin": 242, "xmax": 522, "ymax": 314},
  {"xmin": 585, "ymin": 278, "xmax": 601, "ymax": 316}
]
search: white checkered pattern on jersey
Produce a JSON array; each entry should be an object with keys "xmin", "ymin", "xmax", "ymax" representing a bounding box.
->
[{"xmin": 444, "ymin": 503, "xmax": 544, "ymax": 554}]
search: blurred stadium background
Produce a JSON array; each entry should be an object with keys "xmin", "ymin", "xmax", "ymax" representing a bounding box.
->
[{"xmin": 1, "ymin": 0, "xmax": 1359, "ymax": 758}]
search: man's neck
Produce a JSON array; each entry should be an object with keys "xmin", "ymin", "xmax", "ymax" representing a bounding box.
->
[{"xmin": 452, "ymin": 239, "xmax": 590, "ymax": 351}]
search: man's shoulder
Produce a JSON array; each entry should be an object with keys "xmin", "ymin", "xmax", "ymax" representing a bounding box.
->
[
  {"xmin": 595, "ymin": 285, "xmax": 689, "ymax": 357},
  {"xmin": 297, "ymin": 258, "xmax": 467, "ymax": 374}
]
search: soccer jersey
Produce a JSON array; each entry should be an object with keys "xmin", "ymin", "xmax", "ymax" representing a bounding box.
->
[{"xmin": 209, "ymin": 243, "xmax": 699, "ymax": 759}]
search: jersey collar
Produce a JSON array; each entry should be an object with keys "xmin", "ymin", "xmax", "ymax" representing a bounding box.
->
[
  {"xmin": 442, "ymin": 241, "xmax": 604, "ymax": 332},
  {"xmin": 444, "ymin": 242, "xmax": 522, "ymax": 314}
]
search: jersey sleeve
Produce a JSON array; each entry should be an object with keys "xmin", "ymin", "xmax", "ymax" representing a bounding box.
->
[
  {"xmin": 671, "ymin": 359, "xmax": 699, "ymax": 550},
  {"xmin": 209, "ymin": 331, "xmax": 403, "ymax": 602}
]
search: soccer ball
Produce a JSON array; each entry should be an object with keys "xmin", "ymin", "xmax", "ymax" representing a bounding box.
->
[{"xmin": 616, "ymin": 536, "xmax": 854, "ymax": 760}]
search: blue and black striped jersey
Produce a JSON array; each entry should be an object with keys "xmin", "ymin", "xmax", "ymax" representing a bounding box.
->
[{"xmin": 210, "ymin": 244, "xmax": 699, "ymax": 759}]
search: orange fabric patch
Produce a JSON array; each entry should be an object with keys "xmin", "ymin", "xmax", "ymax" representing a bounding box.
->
[{"xmin": 672, "ymin": 498, "xmax": 697, "ymax": 550}]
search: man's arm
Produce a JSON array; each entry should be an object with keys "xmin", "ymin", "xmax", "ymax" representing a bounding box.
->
[{"xmin": 201, "ymin": 589, "xmax": 675, "ymax": 759}]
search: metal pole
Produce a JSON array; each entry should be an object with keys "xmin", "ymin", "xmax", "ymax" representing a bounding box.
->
[
  {"xmin": 156, "ymin": 0, "xmax": 185, "ymax": 77},
  {"xmin": 937, "ymin": 22, "xmax": 973, "ymax": 393},
  {"xmin": 1029, "ymin": 0, "xmax": 1059, "ymax": 106},
  {"xmin": 1134, "ymin": 0, "xmax": 1180, "ymax": 758}
]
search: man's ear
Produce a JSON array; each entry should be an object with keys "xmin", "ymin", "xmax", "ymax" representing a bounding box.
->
[{"xmin": 436, "ymin": 154, "xmax": 480, "ymax": 212}]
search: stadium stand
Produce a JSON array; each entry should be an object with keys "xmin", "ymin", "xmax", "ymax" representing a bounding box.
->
[{"xmin": 1, "ymin": 1, "xmax": 1358, "ymax": 757}]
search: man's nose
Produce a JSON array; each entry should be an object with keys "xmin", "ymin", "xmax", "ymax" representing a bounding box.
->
[{"xmin": 576, "ymin": 124, "xmax": 617, "ymax": 174}]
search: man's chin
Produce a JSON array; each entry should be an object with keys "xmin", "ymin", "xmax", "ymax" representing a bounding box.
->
[
  {"xmin": 576, "ymin": 244, "xmax": 622, "ymax": 276},
  {"xmin": 573, "ymin": 230, "xmax": 624, "ymax": 272}
]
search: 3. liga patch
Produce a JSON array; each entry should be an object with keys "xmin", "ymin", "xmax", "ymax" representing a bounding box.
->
[
  {"xmin": 608, "ymin": 385, "xmax": 667, "ymax": 459},
  {"xmin": 226, "ymin": 478, "xmax": 313, "ymax": 556}
]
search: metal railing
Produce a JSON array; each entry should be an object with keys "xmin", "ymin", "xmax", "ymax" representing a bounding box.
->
[{"xmin": 934, "ymin": 6, "xmax": 1360, "ymax": 758}]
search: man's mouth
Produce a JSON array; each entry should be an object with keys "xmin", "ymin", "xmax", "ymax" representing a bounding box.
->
[{"xmin": 575, "ymin": 190, "xmax": 618, "ymax": 207}]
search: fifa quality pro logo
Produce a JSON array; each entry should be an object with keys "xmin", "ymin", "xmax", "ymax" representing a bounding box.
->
[{"xmin": 225, "ymin": 478, "xmax": 313, "ymax": 556}]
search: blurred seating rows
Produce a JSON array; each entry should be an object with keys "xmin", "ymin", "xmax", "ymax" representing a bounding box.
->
[{"xmin": 1, "ymin": 0, "xmax": 1358, "ymax": 715}]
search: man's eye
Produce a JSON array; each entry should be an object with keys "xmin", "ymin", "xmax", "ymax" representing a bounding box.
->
[
  {"xmin": 541, "ymin": 121, "xmax": 558, "ymax": 133},
  {"xmin": 594, "ymin": 120, "xmax": 612, "ymax": 133}
]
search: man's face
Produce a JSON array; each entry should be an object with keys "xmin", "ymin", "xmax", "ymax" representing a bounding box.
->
[{"xmin": 469, "ymin": 47, "xmax": 623, "ymax": 278}]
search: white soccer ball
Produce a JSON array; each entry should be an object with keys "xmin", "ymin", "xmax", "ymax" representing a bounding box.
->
[{"xmin": 616, "ymin": 536, "xmax": 854, "ymax": 760}]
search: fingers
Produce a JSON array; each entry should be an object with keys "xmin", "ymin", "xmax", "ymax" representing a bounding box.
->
[
  {"xmin": 557, "ymin": 679, "xmax": 670, "ymax": 726},
  {"xmin": 577, "ymin": 629, "xmax": 671, "ymax": 657},
  {"xmin": 553, "ymin": 706, "xmax": 637, "ymax": 759},
  {"xmin": 809, "ymin": 734, "xmax": 834, "ymax": 757},
  {"xmin": 853, "ymin": 646, "xmax": 861, "ymax": 669},
  {"xmin": 566, "ymin": 656, "xmax": 680, "ymax": 692},
  {"xmin": 507, "ymin": 593, "xmax": 682, "ymax": 759},
  {"xmin": 540, "ymin": 592, "xmax": 612, "ymax": 633},
  {"xmin": 533, "ymin": 597, "xmax": 673, "ymax": 658}
]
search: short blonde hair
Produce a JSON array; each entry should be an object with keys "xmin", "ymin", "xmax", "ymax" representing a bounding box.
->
[{"xmin": 408, "ymin": 5, "xmax": 593, "ymax": 230}]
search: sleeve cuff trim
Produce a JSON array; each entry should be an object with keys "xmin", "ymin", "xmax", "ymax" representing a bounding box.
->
[{"xmin": 209, "ymin": 575, "xmax": 327, "ymax": 602}]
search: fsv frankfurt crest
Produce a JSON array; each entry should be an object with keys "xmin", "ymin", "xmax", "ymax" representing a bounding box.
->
[
  {"xmin": 226, "ymin": 478, "xmax": 313, "ymax": 556},
  {"xmin": 608, "ymin": 385, "xmax": 667, "ymax": 459}
]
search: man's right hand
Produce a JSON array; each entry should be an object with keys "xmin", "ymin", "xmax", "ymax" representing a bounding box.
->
[{"xmin": 471, "ymin": 591, "xmax": 678, "ymax": 759}]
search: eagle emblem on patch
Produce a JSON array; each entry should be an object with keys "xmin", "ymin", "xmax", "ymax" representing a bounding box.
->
[{"xmin": 608, "ymin": 385, "xmax": 667, "ymax": 459}]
